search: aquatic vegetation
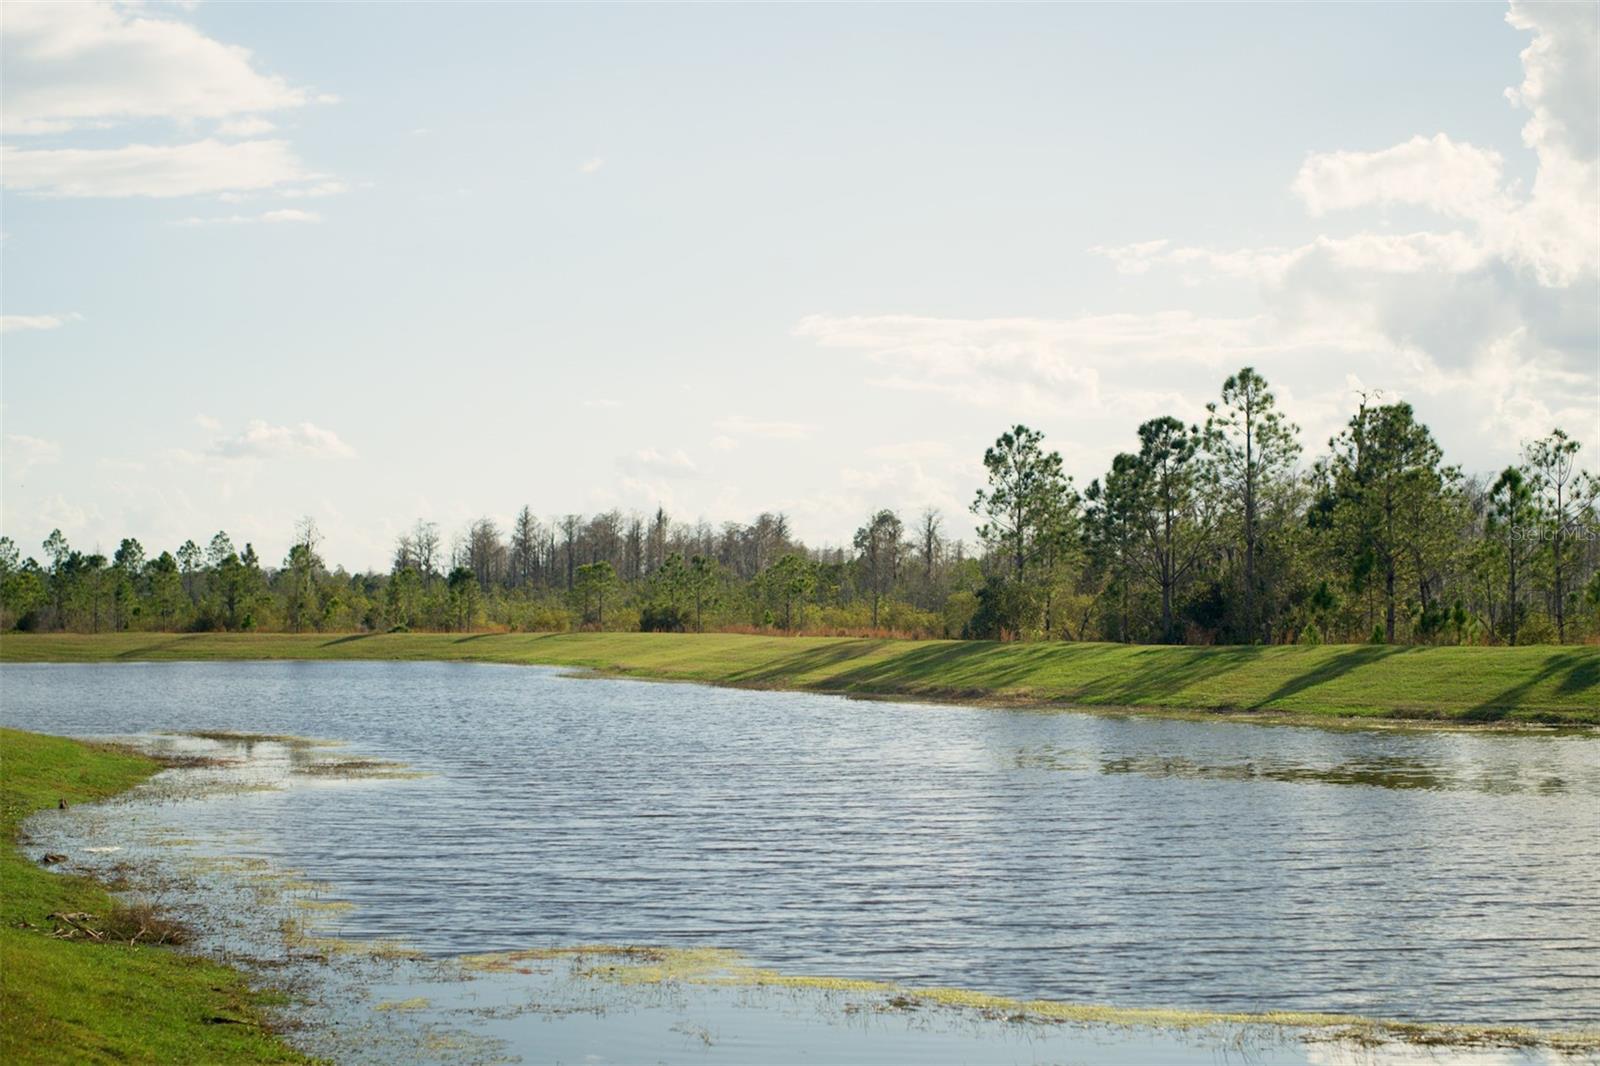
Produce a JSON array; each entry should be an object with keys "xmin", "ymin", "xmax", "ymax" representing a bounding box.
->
[
  {"xmin": 455, "ymin": 943, "xmax": 1600, "ymax": 1053},
  {"xmin": 137, "ymin": 776, "xmax": 284, "ymax": 803},
  {"xmin": 172, "ymin": 731, "xmax": 343, "ymax": 748},
  {"xmin": 10, "ymin": 672, "xmax": 1598, "ymax": 1063},
  {"xmin": 0, "ymin": 728, "xmax": 311, "ymax": 1063},
  {"xmin": 373, "ymin": 996, "xmax": 431, "ymax": 1012},
  {"xmin": 293, "ymin": 897, "xmax": 354, "ymax": 914},
  {"xmin": 416, "ymin": 1029, "xmax": 517, "ymax": 1064},
  {"xmin": 293, "ymin": 758, "xmax": 430, "ymax": 780},
  {"xmin": 280, "ymin": 916, "xmax": 422, "ymax": 961}
]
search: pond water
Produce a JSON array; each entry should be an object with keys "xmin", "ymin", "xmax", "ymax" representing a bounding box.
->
[{"xmin": 4, "ymin": 661, "xmax": 1597, "ymax": 1062}]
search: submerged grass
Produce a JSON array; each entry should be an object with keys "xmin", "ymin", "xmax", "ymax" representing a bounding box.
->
[
  {"xmin": 371, "ymin": 997, "xmax": 430, "ymax": 1013},
  {"xmin": 4, "ymin": 631, "xmax": 1595, "ymax": 725},
  {"xmin": 292, "ymin": 758, "xmax": 428, "ymax": 780},
  {"xmin": 171, "ymin": 731, "xmax": 341, "ymax": 748},
  {"xmin": 0, "ymin": 728, "xmax": 313, "ymax": 1064},
  {"xmin": 458, "ymin": 943, "xmax": 1600, "ymax": 1053}
]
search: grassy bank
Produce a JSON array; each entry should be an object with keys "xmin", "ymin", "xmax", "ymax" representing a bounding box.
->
[
  {"xmin": 0, "ymin": 728, "xmax": 311, "ymax": 1065},
  {"xmin": 4, "ymin": 631, "xmax": 1596, "ymax": 724}
]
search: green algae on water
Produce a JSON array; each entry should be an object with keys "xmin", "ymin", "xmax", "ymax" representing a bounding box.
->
[{"xmin": 455, "ymin": 943, "xmax": 1600, "ymax": 1053}]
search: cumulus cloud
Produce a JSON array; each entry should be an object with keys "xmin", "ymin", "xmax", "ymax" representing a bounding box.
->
[
  {"xmin": 174, "ymin": 207, "xmax": 321, "ymax": 226},
  {"xmin": 795, "ymin": 310, "xmax": 1392, "ymax": 424},
  {"xmin": 216, "ymin": 116, "xmax": 277, "ymax": 138},
  {"xmin": 0, "ymin": 3, "xmax": 337, "ymax": 205},
  {"xmin": 1506, "ymin": 0, "xmax": 1598, "ymax": 160},
  {"xmin": 2, "ymin": 139, "xmax": 311, "ymax": 198},
  {"xmin": 714, "ymin": 415, "xmax": 815, "ymax": 440},
  {"xmin": 867, "ymin": 440, "xmax": 953, "ymax": 462},
  {"xmin": 1281, "ymin": 5, "xmax": 1597, "ymax": 288},
  {"xmin": 1292, "ymin": 134, "xmax": 1509, "ymax": 219},
  {"xmin": 579, "ymin": 157, "xmax": 605, "ymax": 174},
  {"xmin": 277, "ymin": 180, "xmax": 347, "ymax": 199},
  {"xmin": 208, "ymin": 420, "xmax": 355, "ymax": 460},
  {"xmin": 619, "ymin": 448, "xmax": 698, "ymax": 477},
  {"xmin": 0, "ymin": 1, "xmax": 311, "ymax": 134},
  {"xmin": 1093, "ymin": 232, "xmax": 1489, "ymax": 284},
  {"xmin": 3, "ymin": 433, "xmax": 62, "ymax": 475},
  {"xmin": 1049, "ymin": 2, "xmax": 1597, "ymax": 466},
  {"xmin": 1, "ymin": 312, "xmax": 79, "ymax": 333}
]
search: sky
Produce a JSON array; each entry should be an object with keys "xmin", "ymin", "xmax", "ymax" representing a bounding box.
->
[{"xmin": 2, "ymin": 1, "xmax": 1597, "ymax": 571}]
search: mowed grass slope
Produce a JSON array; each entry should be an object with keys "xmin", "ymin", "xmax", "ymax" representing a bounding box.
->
[
  {"xmin": 0, "ymin": 728, "xmax": 311, "ymax": 1065},
  {"xmin": 4, "ymin": 631, "xmax": 1596, "ymax": 723}
]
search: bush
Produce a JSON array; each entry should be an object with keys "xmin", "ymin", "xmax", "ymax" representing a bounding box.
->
[
  {"xmin": 639, "ymin": 604, "xmax": 691, "ymax": 632},
  {"xmin": 966, "ymin": 578, "xmax": 1041, "ymax": 640}
]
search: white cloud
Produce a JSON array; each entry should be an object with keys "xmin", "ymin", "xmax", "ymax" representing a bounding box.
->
[
  {"xmin": 193, "ymin": 414, "xmax": 222, "ymax": 432},
  {"xmin": 0, "ymin": 1, "xmax": 311, "ymax": 134},
  {"xmin": 798, "ymin": 313, "xmax": 1305, "ymax": 448},
  {"xmin": 619, "ymin": 448, "xmax": 698, "ymax": 477},
  {"xmin": 1292, "ymin": 133, "xmax": 1509, "ymax": 219},
  {"xmin": 216, "ymin": 116, "xmax": 277, "ymax": 138},
  {"xmin": 1056, "ymin": 0, "xmax": 1597, "ymax": 463},
  {"xmin": 581, "ymin": 398, "xmax": 622, "ymax": 409},
  {"xmin": 713, "ymin": 415, "xmax": 815, "ymax": 440},
  {"xmin": 579, "ymin": 156, "xmax": 605, "ymax": 174},
  {"xmin": 1506, "ymin": 0, "xmax": 1598, "ymax": 159},
  {"xmin": 2, "ymin": 139, "xmax": 311, "ymax": 198},
  {"xmin": 3, "ymin": 433, "xmax": 62, "ymax": 475},
  {"xmin": 866, "ymin": 440, "xmax": 953, "ymax": 462},
  {"xmin": 0, "ymin": 312, "xmax": 78, "ymax": 333},
  {"xmin": 1282, "ymin": 8, "xmax": 1597, "ymax": 289},
  {"xmin": 278, "ymin": 180, "xmax": 348, "ymax": 199},
  {"xmin": 0, "ymin": 3, "xmax": 338, "ymax": 212},
  {"xmin": 1087, "ymin": 238, "xmax": 1171, "ymax": 275},
  {"xmin": 257, "ymin": 208, "xmax": 321, "ymax": 224},
  {"xmin": 795, "ymin": 310, "xmax": 1386, "ymax": 418},
  {"xmin": 208, "ymin": 420, "xmax": 355, "ymax": 460},
  {"xmin": 709, "ymin": 435, "xmax": 738, "ymax": 451},
  {"xmin": 174, "ymin": 207, "xmax": 321, "ymax": 226},
  {"xmin": 1093, "ymin": 232, "xmax": 1490, "ymax": 285},
  {"xmin": 33, "ymin": 493, "xmax": 102, "ymax": 535}
]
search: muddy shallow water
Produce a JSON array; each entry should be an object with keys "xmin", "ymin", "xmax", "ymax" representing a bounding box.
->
[{"xmin": 4, "ymin": 661, "xmax": 1598, "ymax": 1063}]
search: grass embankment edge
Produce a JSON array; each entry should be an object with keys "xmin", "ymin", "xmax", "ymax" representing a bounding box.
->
[
  {"xmin": 3, "ymin": 631, "xmax": 1597, "ymax": 726},
  {"xmin": 0, "ymin": 727, "xmax": 314, "ymax": 1065}
]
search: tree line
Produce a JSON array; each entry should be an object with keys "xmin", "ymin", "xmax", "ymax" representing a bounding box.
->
[{"xmin": 4, "ymin": 368, "xmax": 1597, "ymax": 645}]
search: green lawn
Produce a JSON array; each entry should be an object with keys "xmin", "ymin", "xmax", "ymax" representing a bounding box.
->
[
  {"xmin": 5, "ymin": 631, "xmax": 1596, "ymax": 724},
  {"xmin": 0, "ymin": 728, "xmax": 312, "ymax": 1065}
]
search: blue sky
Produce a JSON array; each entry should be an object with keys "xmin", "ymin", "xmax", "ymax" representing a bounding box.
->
[{"xmin": 3, "ymin": 1, "xmax": 1595, "ymax": 569}]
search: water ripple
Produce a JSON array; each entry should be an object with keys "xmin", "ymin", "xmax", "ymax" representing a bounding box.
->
[{"xmin": 3, "ymin": 660, "xmax": 1597, "ymax": 1028}]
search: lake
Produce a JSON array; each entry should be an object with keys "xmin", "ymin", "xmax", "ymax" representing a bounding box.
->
[{"xmin": 4, "ymin": 661, "xmax": 1597, "ymax": 1063}]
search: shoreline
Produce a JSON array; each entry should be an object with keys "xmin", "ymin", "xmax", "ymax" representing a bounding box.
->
[
  {"xmin": 548, "ymin": 662, "xmax": 1600, "ymax": 736},
  {"xmin": 0, "ymin": 728, "xmax": 310, "ymax": 1064},
  {"xmin": 11, "ymin": 727, "xmax": 1599, "ymax": 1060},
  {"xmin": 4, "ymin": 631, "xmax": 1598, "ymax": 728}
]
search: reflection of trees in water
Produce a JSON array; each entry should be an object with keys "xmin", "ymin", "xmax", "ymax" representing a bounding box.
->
[{"xmin": 1070, "ymin": 753, "xmax": 1555, "ymax": 794}]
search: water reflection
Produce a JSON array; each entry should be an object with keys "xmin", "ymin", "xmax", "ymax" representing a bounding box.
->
[
  {"xmin": 4, "ymin": 660, "xmax": 1597, "ymax": 1033},
  {"xmin": 1011, "ymin": 747, "xmax": 1570, "ymax": 794}
]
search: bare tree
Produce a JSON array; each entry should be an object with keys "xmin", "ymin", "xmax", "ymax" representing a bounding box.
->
[
  {"xmin": 559, "ymin": 515, "xmax": 581, "ymax": 590},
  {"xmin": 510, "ymin": 506, "xmax": 541, "ymax": 588},
  {"xmin": 411, "ymin": 520, "xmax": 441, "ymax": 579}
]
